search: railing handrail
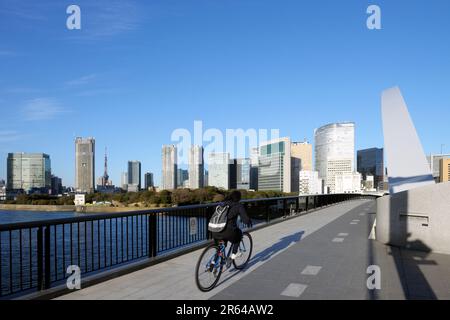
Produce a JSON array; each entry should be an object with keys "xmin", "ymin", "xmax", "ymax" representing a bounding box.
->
[{"xmin": 0, "ymin": 194, "xmax": 378, "ymax": 231}]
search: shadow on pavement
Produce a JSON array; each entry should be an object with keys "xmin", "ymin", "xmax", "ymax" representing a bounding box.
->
[{"xmin": 215, "ymin": 231, "xmax": 305, "ymax": 290}]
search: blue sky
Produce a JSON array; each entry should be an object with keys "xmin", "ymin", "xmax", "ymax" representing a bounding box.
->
[{"xmin": 1, "ymin": 0, "xmax": 450, "ymax": 187}]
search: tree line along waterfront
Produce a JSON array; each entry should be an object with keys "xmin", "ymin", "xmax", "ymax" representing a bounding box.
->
[{"xmin": 1, "ymin": 187, "xmax": 294, "ymax": 208}]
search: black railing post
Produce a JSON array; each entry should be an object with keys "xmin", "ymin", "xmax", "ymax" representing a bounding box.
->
[
  {"xmin": 305, "ymin": 197, "xmax": 309, "ymax": 212},
  {"xmin": 148, "ymin": 214, "xmax": 157, "ymax": 258},
  {"xmin": 44, "ymin": 226, "xmax": 51, "ymax": 289},
  {"xmin": 37, "ymin": 226, "xmax": 44, "ymax": 291},
  {"xmin": 295, "ymin": 197, "xmax": 300, "ymax": 214}
]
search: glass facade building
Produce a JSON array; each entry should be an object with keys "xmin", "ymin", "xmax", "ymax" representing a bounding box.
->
[
  {"xmin": 258, "ymin": 138, "xmax": 292, "ymax": 192},
  {"xmin": 7, "ymin": 153, "xmax": 51, "ymax": 193},
  {"xmin": 128, "ymin": 161, "xmax": 142, "ymax": 191},
  {"xmin": 357, "ymin": 148, "xmax": 384, "ymax": 190}
]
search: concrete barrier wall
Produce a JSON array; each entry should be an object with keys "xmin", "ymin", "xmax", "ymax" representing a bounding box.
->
[{"xmin": 376, "ymin": 182, "xmax": 450, "ymax": 254}]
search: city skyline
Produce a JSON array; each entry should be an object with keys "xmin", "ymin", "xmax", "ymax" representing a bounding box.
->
[{"xmin": 1, "ymin": 1, "xmax": 450, "ymax": 186}]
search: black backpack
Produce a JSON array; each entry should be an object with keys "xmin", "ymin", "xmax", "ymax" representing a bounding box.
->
[{"xmin": 208, "ymin": 203, "xmax": 230, "ymax": 233}]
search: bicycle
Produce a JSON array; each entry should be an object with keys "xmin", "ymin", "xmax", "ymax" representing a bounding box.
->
[{"xmin": 195, "ymin": 232, "xmax": 253, "ymax": 292}]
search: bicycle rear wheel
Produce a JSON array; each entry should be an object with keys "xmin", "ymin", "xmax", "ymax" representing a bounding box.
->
[
  {"xmin": 195, "ymin": 245, "xmax": 223, "ymax": 292},
  {"xmin": 233, "ymin": 232, "xmax": 253, "ymax": 270}
]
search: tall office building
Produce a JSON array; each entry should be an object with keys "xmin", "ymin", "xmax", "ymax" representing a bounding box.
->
[
  {"xmin": 315, "ymin": 123, "xmax": 355, "ymax": 194},
  {"xmin": 144, "ymin": 172, "xmax": 154, "ymax": 189},
  {"xmin": 207, "ymin": 153, "xmax": 230, "ymax": 190},
  {"xmin": 189, "ymin": 145, "xmax": 204, "ymax": 189},
  {"xmin": 440, "ymin": 158, "xmax": 450, "ymax": 183},
  {"xmin": 258, "ymin": 137, "xmax": 292, "ymax": 192},
  {"xmin": 249, "ymin": 147, "xmax": 259, "ymax": 190},
  {"xmin": 75, "ymin": 137, "xmax": 95, "ymax": 193},
  {"xmin": 51, "ymin": 175, "xmax": 63, "ymax": 195},
  {"xmin": 161, "ymin": 145, "xmax": 177, "ymax": 190},
  {"xmin": 7, "ymin": 153, "xmax": 51, "ymax": 193},
  {"xmin": 357, "ymin": 148, "xmax": 384, "ymax": 190},
  {"xmin": 127, "ymin": 161, "xmax": 141, "ymax": 192},
  {"xmin": 291, "ymin": 141, "xmax": 313, "ymax": 193},
  {"xmin": 236, "ymin": 158, "xmax": 251, "ymax": 190}
]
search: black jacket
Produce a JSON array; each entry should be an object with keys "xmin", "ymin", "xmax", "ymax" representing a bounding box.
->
[{"xmin": 223, "ymin": 200, "xmax": 251, "ymax": 231}]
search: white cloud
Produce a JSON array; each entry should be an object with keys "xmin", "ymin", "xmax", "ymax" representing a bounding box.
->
[
  {"xmin": 65, "ymin": 74, "xmax": 97, "ymax": 86},
  {"xmin": 0, "ymin": 131, "xmax": 23, "ymax": 143},
  {"xmin": 22, "ymin": 98, "xmax": 68, "ymax": 121}
]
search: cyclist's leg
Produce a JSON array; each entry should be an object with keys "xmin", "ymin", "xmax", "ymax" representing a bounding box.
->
[{"xmin": 231, "ymin": 229, "xmax": 243, "ymax": 255}]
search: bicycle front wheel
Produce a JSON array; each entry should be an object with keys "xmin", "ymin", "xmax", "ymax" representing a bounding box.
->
[
  {"xmin": 233, "ymin": 232, "xmax": 253, "ymax": 270},
  {"xmin": 195, "ymin": 245, "xmax": 223, "ymax": 292}
]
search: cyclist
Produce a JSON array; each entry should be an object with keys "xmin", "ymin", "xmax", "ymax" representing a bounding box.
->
[{"xmin": 212, "ymin": 191, "xmax": 252, "ymax": 267}]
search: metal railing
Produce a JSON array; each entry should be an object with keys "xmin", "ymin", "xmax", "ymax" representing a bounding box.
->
[{"xmin": 0, "ymin": 193, "xmax": 375, "ymax": 298}]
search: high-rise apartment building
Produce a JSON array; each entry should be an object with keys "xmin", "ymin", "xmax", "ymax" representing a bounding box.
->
[
  {"xmin": 128, "ymin": 161, "xmax": 141, "ymax": 192},
  {"xmin": 357, "ymin": 148, "xmax": 384, "ymax": 190},
  {"xmin": 208, "ymin": 153, "xmax": 230, "ymax": 190},
  {"xmin": 315, "ymin": 123, "xmax": 355, "ymax": 194},
  {"xmin": 258, "ymin": 137, "xmax": 292, "ymax": 192},
  {"xmin": 440, "ymin": 158, "xmax": 450, "ymax": 183},
  {"xmin": 7, "ymin": 153, "xmax": 51, "ymax": 193},
  {"xmin": 161, "ymin": 145, "xmax": 177, "ymax": 190},
  {"xmin": 291, "ymin": 141, "xmax": 313, "ymax": 193},
  {"xmin": 75, "ymin": 137, "xmax": 95, "ymax": 193},
  {"xmin": 144, "ymin": 172, "xmax": 154, "ymax": 189},
  {"xmin": 189, "ymin": 145, "xmax": 204, "ymax": 189}
]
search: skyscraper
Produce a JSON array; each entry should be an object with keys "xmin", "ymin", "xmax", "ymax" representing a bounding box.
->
[
  {"xmin": 7, "ymin": 153, "xmax": 51, "ymax": 193},
  {"xmin": 258, "ymin": 137, "xmax": 292, "ymax": 192},
  {"xmin": 357, "ymin": 148, "xmax": 384, "ymax": 190},
  {"xmin": 207, "ymin": 152, "xmax": 230, "ymax": 190},
  {"xmin": 189, "ymin": 145, "xmax": 204, "ymax": 189},
  {"xmin": 128, "ymin": 161, "xmax": 142, "ymax": 192},
  {"xmin": 144, "ymin": 172, "xmax": 154, "ymax": 189},
  {"xmin": 291, "ymin": 141, "xmax": 313, "ymax": 193},
  {"xmin": 315, "ymin": 123, "xmax": 355, "ymax": 194},
  {"xmin": 75, "ymin": 137, "xmax": 95, "ymax": 193},
  {"xmin": 161, "ymin": 145, "xmax": 177, "ymax": 190}
]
